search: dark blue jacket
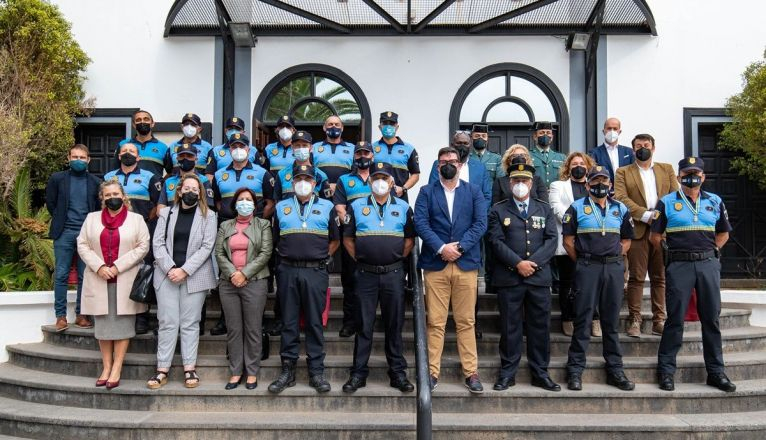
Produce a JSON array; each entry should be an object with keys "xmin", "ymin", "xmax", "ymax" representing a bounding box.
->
[
  {"xmin": 45, "ymin": 170, "xmax": 102, "ymax": 239},
  {"xmin": 588, "ymin": 144, "xmax": 635, "ymax": 182},
  {"xmin": 428, "ymin": 159, "xmax": 492, "ymax": 210},
  {"xmin": 414, "ymin": 179, "xmax": 487, "ymax": 271}
]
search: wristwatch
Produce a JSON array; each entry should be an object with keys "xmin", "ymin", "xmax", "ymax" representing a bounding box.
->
[{"xmin": 456, "ymin": 244, "xmax": 465, "ymax": 254}]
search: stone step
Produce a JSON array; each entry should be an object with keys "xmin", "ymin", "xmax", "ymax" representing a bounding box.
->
[
  {"xmin": 0, "ymin": 363, "xmax": 764, "ymax": 415},
  {"xmin": 41, "ymin": 325, "xmax": 766, "ymax": 358},
  {"xmin": 8, "ymin": 343, "xmax": 766, "ymax": 384}
]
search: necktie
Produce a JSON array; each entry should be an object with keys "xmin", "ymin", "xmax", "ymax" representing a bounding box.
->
[{"xmin": 519, "ymin": 202, "xmax": 528, "ymax": 218}]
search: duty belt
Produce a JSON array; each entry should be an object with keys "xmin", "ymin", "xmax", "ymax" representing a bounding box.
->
[
  {"xmin": 668, "ymin": 250, "xmax": 717, "ymax": 262},
  {"xmin": 282, "ymin": 258, "xmax": 327, "ymax": 268},
  {"xmin": 578, "ymin": 254, "xmax": 623, "ymax": 264},
  {"xmin": 357, "ymin": 261, "xmax": 403, "ymax": 274}
]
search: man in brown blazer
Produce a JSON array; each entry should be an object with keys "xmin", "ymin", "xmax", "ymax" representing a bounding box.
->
[{"xmin": 614, "ymin": 134, "xmax": 679, "ymax": 337}]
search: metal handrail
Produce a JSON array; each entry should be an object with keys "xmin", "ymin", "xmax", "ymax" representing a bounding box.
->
[{"xmin": 407, "ymin": 238, "xmax": 432, "ymax": 439}]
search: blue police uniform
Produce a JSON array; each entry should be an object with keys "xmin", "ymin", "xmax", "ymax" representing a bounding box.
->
[
  {"xmin": 274, "ymin": 166, "xmax": 329, "ymax": 201},
  {"xmin": 158, "ymin": 171, "xmax": 215, "ymax": 210},
  {"xmin": 265, "ymin": 142, "xmax": 294, "ymax": 174},
  {"xmin": 103, "ymin": 168, "xmax": 161, "ymax": 222},
  {"xmin": 205, "ymin": 142, "xmax": 259, "ymax": 175},
  {"xmin": 312, "ymin": 140, "xmax": 355, "ymax": 184},
  {"xmin": 118, "ymin": 137, "xmax": 171, "ymax": 178},
  {"xmin": 334, "ymin": 171, "xmax": 372, "ymax": 206},
  {"xmin": 213, "ymin": 162, "xmax": 274, "ymax": 221},
  {"xmin": 168, "ymin": 138, "xmax": 213, "ymax": 173},
  {"xmin": 371, "ymin": 137, "xmax": 419, "ymax": 201}
]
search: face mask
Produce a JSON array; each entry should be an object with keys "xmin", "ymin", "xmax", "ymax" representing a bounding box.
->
[
  {"xmin": 512, "ymin": 182, "xmax": 530, "ymax": 199},
  {"xmin": 294, "ymin": 180, "xmax": 313, "ymax": 197},
  {"xmin": 135, "ymin": 123, "xmax": 151, "ymax": 136},
  {"xmin": 635, "ymin": 147, "xmax": 652, "ymax": 161},
  {"xmin": 354, "ymin": 158, "xmax": 371, "ymax": 170},
  {"xmin": 604, "ymin": 130, "xmax": 619, "ymax": 144},
  {"xmin": 326, "ymin": 127, "xmax": 342, "ymax": 139},
  {"xmin": 181, "ymin": 191, "xmax": 199, "ymax": 206},
  {"xmin": 70, "ymin": 159, "xmax": 88, "ymax": 172},
  {"xmin": 473, "ymin": 139, "xmax": 487, "ymax": 150},
  {"xmin": 278, "ymin": 127, "xmax": 292, "ymax": 142},
  {"xmin": 231, "ymin": 147, "xmax": 248, "ymax": 162},
  {"xmin": 178, "ymin": 158, "xmax": 196, "ymax": 172},
  {"xmin": 456, "ymin": 145, "xmax": 470, "ymax": 163},
  {"xmin": 371, "ymin": 179, "xmax": 390, "ymax": 196},
  {"xmin": 381, "ymin": 125, "xmax": 396, "ymax": 139},
  {"xmin": 182, "ymin": 125, "xmax": 197, "ymax": 138},
  {"xmin": 226, "ymin": 129, "xmax": 240, "ymax": 140},
  {"xmin": 537, "ymin": 135, "xmax": 551, "ymax": 148},
  {"xmin": 105, "ymin": 197, "xmax": 123, "ymax": 211},
  {"xmin": 570, "ymin": 166, "xmax": 587, "ymax": 180},
  {"xmin": 589, "ymin": 183, "xmax": 610, "ymax": 198},
  {"xmin": 439, "ymin": 163, "xmax": 457, "ymax": 180},
  {"xmin": 680, "ymin": 174, "xmax": 702, "ymax": 188},
  {"xmin": 235, "ymin": 200, "xmax": 255, "ymax": 216},
  {"xmin": 293, "ymin": 147, "xmax": 310, "ymax": 162},
  {"xmin": 119, "ymin": 153, "xmax": 137, "ymax": 167}
]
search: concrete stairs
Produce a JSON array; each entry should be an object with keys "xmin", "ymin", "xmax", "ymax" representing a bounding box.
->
[{"xmin": 1, "ymin": 275, "xmax": 766, "ymax": 438}]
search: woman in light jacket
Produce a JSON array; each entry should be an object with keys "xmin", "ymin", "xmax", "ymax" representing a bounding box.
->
[
  {"xmin": 147, "ymin": 174, "xmax": 217, "ymax": 389},
  {"xmin": 215, "ymin": 187, "xmax": 273, "ymax": 390},
  {"xmin": 549, "ymin": 152, "xmax": 597, "ymax": 337},
  {"xmin": 77, "ymin": 181, "xmax": 150, "ymax": 389}
]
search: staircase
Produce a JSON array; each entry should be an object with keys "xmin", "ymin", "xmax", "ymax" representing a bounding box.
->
[{"xmin": 1, "ymin": 275, "xmax": 766, "ymax": 439}]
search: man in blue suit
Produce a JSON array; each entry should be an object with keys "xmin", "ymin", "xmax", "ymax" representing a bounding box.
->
[
  {"xmin": 415, "ymin": 146, "xmax": 488, "ymax": 394},
  {"xmin": 589, "ymin": 117, "xmax": 635, "ymax": 183},
  {"xmin": 427, "ymin": 132, "xmax": 491, "ymax": 208}
]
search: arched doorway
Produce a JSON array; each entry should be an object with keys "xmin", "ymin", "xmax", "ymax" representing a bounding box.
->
[{"xmin": 450, "ymin": 63, "xmax": 570, "ymax": 155}]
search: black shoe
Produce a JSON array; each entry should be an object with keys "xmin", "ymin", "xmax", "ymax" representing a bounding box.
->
[
  {"xmin": 567, "ymin": 374, "xmax": 582, "ymax": 391},
  {"xmin": 342, "ymin": 375, "xmax": 366, "ymax": 393},
  {"xmin": 210, "ymin": 320, "xmax": 227, "ymax": 336},
  {"xmin": 225, "ymin": 377, "xmax": 242, "ymax": 390},
  {"xmin": 266, "ymin": 319, "xmax": 283, "ymax": 336},
  {"xmin": 532, "ymin": 376, "xmax": 561, "ymax": 392},
  {"xmin": 707, "ymin": 373, "xmax": 736, "ymax": 392},
  {"xmin": 606, "ymin": 371, "xmax": 635, "ymax": 391},
  {"xmin": 338, "ymin": 325, "xmax": 355, "ymax": 338},
  {"xmin": 464, "ymin": 373, "xmax": 484, "ymax": 394},
  {"xmin": 475, "ymin": 328, "xmax": 483, "ymax": 340},
  {"xmin": 429, "ymin": 375, "xmax": 438, "ymax": 392},
  {"xmin": 135, "ymin": 314, "xmax": 149, "ymax": 335},
  {"xmin": 198, "ymin": 322, "xmax": 205, "ymax": 336},
  {"xmin": 245, "ymin": 380, "xmax": 258, "ymax": 390},
  {"xmin": 309, "ymin": 375, "xmax": 331, "ymax": 393},
  {"xmin": 390, "ymin": 376, "xmax": 414, "ymax": 393},
  {"xmin": 658, "ymin": 373, "xmax": 675, "ymax": 391},
  {"xmin": 493, "ymin": 376, "xmax": 515, "ymax": 391},
  {"xmin": 268, "ymin": 360, "xmax": 296, "ymax": 394}
]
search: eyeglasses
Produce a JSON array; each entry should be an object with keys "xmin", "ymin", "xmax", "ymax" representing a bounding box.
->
[{"xmin": 438, "ymin": 160, "xmax": 460, "ymax": 166}]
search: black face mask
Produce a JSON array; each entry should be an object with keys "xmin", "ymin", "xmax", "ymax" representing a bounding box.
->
[
  {"xmin": 455, "ymin": 145, "xmax": 470, "ymax": 163},
  {"xmin": 326, "ymin": 127, "xmax": 342, "ymax": 139},
  {"xmin": 439, "ymin": 163, "xmax": 458, "ymax": 180},
  {"xmin": 589, "ymin": 183, "xmax": 610, "ymax": 198},
  {"xmin": 635, "ymin": 147, "xmax": 652, "ymax": 161},
  {"xmin": 135, "ymin": 123, "xmax": 151, "ymax": 136},
  {"xmin": 105, "ymin": 197, "xmax": 123, "ymax": 211},
  {"xmin": 472, "ymin": 139, "xmax": 487, "ymax": 150},
  {"xmin": 119, "ymin": 153, "xmax": 137, "ymax": 167},
  {"xmin": 181, "ymin": 192, "xmax": 199, "ymax": 206},
  {"xmin": 354, "ymin": 158, "xmax": 371, "ymax": 170},
  {"xmin": 537, "ymin": 135, "xmax": 552, "ymax": 148},
  {"xmin": 178, "ymin": 158, "xmax": 196, "ymax": 172},
  {"xmin": 570, "ymin": 166, "xmax": 587, "ymax": 180},
  {"xmin": 680, "ymin": 174, "xmax": 702, "ymax": 188}
]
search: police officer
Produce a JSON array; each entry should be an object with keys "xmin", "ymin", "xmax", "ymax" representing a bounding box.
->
[
  {"xmin": 158, "ymin": 143, "xmax": 215, "ymax": 211},
  {"xmin": 313, "ymin": 115, "xmax": 355, "ymax": 188},
  {"xmin": 651, "ymin": 157, "xmax": 735, "ymax": 392},
  {"xmin": 117, "ymin": 109, "xmax": 171, "ymax": 177},
  {"xmin": 104, "ymin": 143, "xmax": 161, "ymax": 222},
  {"xmin": 168, "ymin": 113, "xmax": 213, "ymax": 174},
  {"xmin": 341, "ymin": 162, "xmax": 415, "ymax": 393},
  {"xmin": 274, "ymin": 131, "xmax": 330, "ymax": 201},
  {"xmin": 488, "ymin": 163, "xmax": 560, "ymax": 392},
  {"xmin": 265, "ymin": 115, "xmax": 297, "ymax": 174},
  {"xmin": 334, "ymin": 141, "xmax": 375, "ymax": 338},
  {"xmin": 529, "ymin": 121, "xmax": 566, "ymax": 188},
  {"xmin": 563, "ymin": 165, "xmax": 635, "ymax": 391},
  {"xmin": 371, "ymin": 111, "xmax": 420, "ymax": 202},
  {"xmin": 213, "ymin": 133, "xmax": 275, "ymax": 221},
  {"xmin": 205, "ymin": 117, "xmax": 261, "ymax": 180},
  {"xmin": 268, "ymin": 163, "xmax": 341, "ymax": 394},
  {"xmin": 471, "ymin": 124, "xmax": 503, "ymax": 182}
]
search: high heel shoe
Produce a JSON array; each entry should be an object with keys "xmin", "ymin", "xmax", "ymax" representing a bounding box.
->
[
  {"xmin": 96, "ymin": 379, "xmax": 108, "ymax": 387},
  {"xmin": 106, "ymin": 380, "xmax": 120, "ymax": 390},
  {"xmin": 245, "ymin": 377, "xmax": 257, "ymax": 390},
  {"xmin": 225, "ymin": 376, "xmax": 243, "ymax": 390}
]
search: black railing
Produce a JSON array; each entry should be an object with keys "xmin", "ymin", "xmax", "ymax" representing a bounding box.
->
[{"xmin": 407, "ymin": 238, "xmax": 432, "ymax": 439}]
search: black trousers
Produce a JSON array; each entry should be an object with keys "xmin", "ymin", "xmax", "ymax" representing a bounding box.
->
[
  {"xmin": 277, "ymin": 264, "xmax": 328, "ymax": 376},
  {"xmin": 340, "ymin": 244, "xmax": 357, "ymax": 330},
  {"xmin": 556, "ymin": 255, "xmax": 599, "ymax": 323},
  {"xmin": 497, "ymin": 284, "xmax": 552, "ymax": 380},
  {"xmin": 658, "ymin": 258, "xmax": 724, "ymax": 375},
  {"xmin": 566, "ymin": 258, "xmax": 624, "ymax": 376},
  {"xmin": 351, "ymin": 267, "xmax": 407, "ymax": 379}
]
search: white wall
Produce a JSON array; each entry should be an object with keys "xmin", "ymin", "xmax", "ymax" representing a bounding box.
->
[{"xmin": 606, "ymin": 0, "xmax": 766, "ymax": 166}]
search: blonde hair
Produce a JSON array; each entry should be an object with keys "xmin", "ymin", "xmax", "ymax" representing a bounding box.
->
[
  {"xmin": 99, "ymin": 180, "xmax": 132, "ymax": 210},
  {"xmin": 559, "ymin": 152, "xmax": 595, "ymax": 181},
  {"xmin": 174, "ymin": 174, "xmax": 209, "ymax": 216},
  {"xmin": 501, "ymin": 144, "xmax": 533, "ymax": 173}
]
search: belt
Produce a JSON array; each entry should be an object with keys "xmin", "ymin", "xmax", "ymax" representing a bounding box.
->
[
  {"xmin": 578, "ymin": 254, "xmax": 623, "ymax": 264},
  {"xmin": 668, "ymin": 250, "xmax": 716, "ymax": 262},
  {"xmin": 282, "ymin": 258, "xmax": 326, "ymax": 268},
  {"xmin": 357, "ymin": 261, "xmax": 403, "ymax": 274}
]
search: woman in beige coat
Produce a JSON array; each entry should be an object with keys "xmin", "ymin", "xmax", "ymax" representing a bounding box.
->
[{"xmin": 77, "ymin": 181, "xmax": 150, "ymax": 389}]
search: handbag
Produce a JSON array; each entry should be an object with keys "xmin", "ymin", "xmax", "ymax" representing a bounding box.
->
[{"xmin": 129, "ymin": 262, "xmax": 155, "ymax": 304}]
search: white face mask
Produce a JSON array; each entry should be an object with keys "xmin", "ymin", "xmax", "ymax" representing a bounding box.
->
[
  {"xmin": 604, "ymin": 130, "xmax": 619, "ymax": 144},
  {"xmin": 294, "ymin": 180, "xmax": 313, "ymax": 197},
  {"xmin": 231, "ymin": 147, "xmax": 248, "ymax": 162},
  {"xmin": 278, "ymin": 127, "xmax": 293, "ymax": 142},
  {"xmin": 293, "ymin": 147, "xmax": 310, "ymax": 161},
  {"xmin": 235, "ymin": 200, "xmax": 255, "ymax": 216},
  {"xmin": 371, "ymin": 179, "xmax": 390, "ymax": 196},
  {"xmin": 512, "ymin": 182, "xmax": 530, "ymax": 199},
  {"xmin": 182, "ymin": 125, "xmax": 197, "ymax": 138}
]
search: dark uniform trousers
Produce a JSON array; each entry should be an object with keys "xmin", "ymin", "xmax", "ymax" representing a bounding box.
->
[
  {"xmin": 567, "ymin": 258, "xmax": 625, "ymax": 375},
  {"xmin": 340, "ymin": 234, "xmax": 357, "ymax": 330},
  {"xmin": 658, "ymin": 258, "xmax": 724, "ymax": 375},
  {"xmin": 277, "ymin": 264, "xmax": 329, "ymax": 376},
  {"xmin": 497, "ymin": 284, "xmax": 551, "ymax": 379},
  {"xmin": 352, "ymin": 267, "xmax": 407, "ymax": 379}
]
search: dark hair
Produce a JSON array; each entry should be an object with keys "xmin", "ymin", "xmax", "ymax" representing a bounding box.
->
[
  {"xmin": 230, "ymin": 187, "xmax": 258, "ymax": 213},
  {"xmin": 631, "ymin": 133, "xmax": 655, "ymax": 148},
  {"xmin": 437, "ymin": 146, "xmax": 459, "ymax": 159},
  {"xmin": 70, "ymin": 144, "xmax": 90, "ymax": 156},
  {"xmin": 132, "ymin": 109, "xmax": 154, "ymax": 123}
]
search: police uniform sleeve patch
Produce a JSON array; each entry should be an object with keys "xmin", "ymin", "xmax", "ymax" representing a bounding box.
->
[
  {"xmin": 222, "ymin": 173, "xmax": 229, "ymax": 181},
  {"xmin": 207, "ymin": 189, "xmax": 213, "ymax": 199},
  {"xmin": 653, "ymin": 210, "xmax": 661, "ymax": 220},
  {"xmin": 583, "ymin": 206, "xmax": 592, "ymax": 215},
  {"xmin": 155, "ymin": 182, "xmax": 162, "ymax": 192},
  {"xmin": 348, "ymin": 179, "xmax": 355, "ymax": 187},
  {"xmin": 283, "ymin": 206, "xmax": 292, "ymax": 215},
  {"xmin": 318, "ymin": 146, "xmax": 324, "ymax": 153},
  {"xmin": 629, "ymin": 217, "xmax": 635, "ymax": 227},
  {"xmin": 168, "ymin": 183, "xmax": 176, "ymax": 191},
  {"xmin": 269, "ymin": 177, "xmax": 275, "ymax": 187},
  {"xmin": 674, "ymin": 202, "xmax": 683, "ymax": 211},
  {"xmin": 374, "ymin": 146, "xmax": 381, "ymax": 153},
  {"xmin": 563, "ymin": 213, "xmax": 571, "ymax": 223},
  {"xmin": 219, "ymin": 150, "xmax": 226, "ymax": 157},
  {"xmin": 362, "ymin": 207, "xmax": 371, "ymax": 216},
  {"xmin": 271, "ymin": 148, "xmax": 279, "ymax": 155},
  {"xmin": 285, "ymin": 173, "xmax": 292, "ymax": 181},
  {"xmin": 503, "ymin": 218, "xmax": 511, "ymax": 226}
]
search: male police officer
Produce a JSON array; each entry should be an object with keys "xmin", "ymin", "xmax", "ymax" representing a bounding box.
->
[
  {"xmin": 105, "ymin": 143, "xmax": 161, "ymax": 222},
  {"xmin": 651, "ymin": 157, "xmax": 735, "ymax": 392},
  {"xmin": 265, "ymin": 115, "xmax": 297, "ymax": 174},
  {"xmin": 313, "ymin": 115, "xmax": 355, "ymax": 189},
  {"xmin": 529, "ymin": 121, "xmax": 566, "ymax": 188},
  {"xmin": 168, "ymin": 113, "xmax": 213, "ymax": 174},
  {"xmin": 268, "ymin": 163, "xmax": 341, "ymax": 394},
  {"xmin": 563, "ymin": 166, "xmax": 635, "ymax": 391},
  {"xmin": 158, "ymin": 143, "xmax": 215, "ymax": 211},
  {"xmin": 274, "ymin": 131, "xmax": 330, "ymax": 201},
  {"xmin": 488, "ymin": 163, "xmax": 560, "ymax": 392},
  {"xmin": 341, "ymin": 162, "xmax": 415, "ymax": 393},
  {"xmin": 118, "ymin": 109, "xmax": 171, "ymax": 177},
  {"xmin": 205, "ymin": 117, "xmax": 260, "ymax": 180},
  {"xmin": 471, "ymin": 124, "xmax": 503, "ymax": 183},
  {"xmin": 371, "ymin": 111, "xmax": 420, "ymax": 202}
]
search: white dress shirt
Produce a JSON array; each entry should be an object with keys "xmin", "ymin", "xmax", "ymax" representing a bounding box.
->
[
  {"xmin": 459, "ymin": 161, "xmax": 470, "ymax": 183},
  {"xmin": 437, "ymin": 179, "xmax": 460, "ymax": 254},
  {"xmin": 637, "ymin": 162, "xmax": 658, "ymax": 223},
  {"xmin": 605, "ymin": 143, "xmax": 620, "ymax": 174}
]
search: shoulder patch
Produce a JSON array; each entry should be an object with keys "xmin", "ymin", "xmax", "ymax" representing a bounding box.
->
[
  {"xmin": 374, "ymin": 146, "xmax": 381, "ymax": 153},
  {"xmin": 222, "ymin": 173, "xmax": 229, "ymax": 181},
  {"xmin": 674, "ymin": 202, "xmax": 683, "ymax": 211},
  {"xmin": 583, "ymin": 205, "xmax": 592, "ymax": 215},
  {"xmin": 562, "ymin": 213, "xmax": 572, "ymax": 223},
  {"xmin": 271, "ymin": 148, "xmax": 278, "ymax": 156},
  {"xmin": 653, "ymin": 210, "xmax": 661, "ymax": 220},
  {"xmin": 283, "ymin": 206, "xmax": 292, "ymax": 215},
  {"xmin": 362, "ymin": 206, "xmax": 371, "ymax": 216},
  {"xmin": 318, "ymin": 146, "xmax": 324, "ymax": 153},
  {"xmin": 348, "ymin": 179, "xmax": 355, "ymax": 187},
  {"xmin": 218, "ymin": 150, "xmax": 226, "ymax": 157},
  {"xmin": 503, "ymin": 218, "xmax": 511, "ymax": 226}
]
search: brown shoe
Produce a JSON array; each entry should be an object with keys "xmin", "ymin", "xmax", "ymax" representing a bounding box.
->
[
  {"xmin": 55, "ymin": 317, "xmax": 69, "ymax": 332},
  {"xmin": 652, "ymin": 321, "xmax": 665, "ymax": 336},
  {"xmin": 626, "ymin": 318, "xmax": 641, "ymax": 338},
  {"xmin": 591, "ymin": 320, "xmax": 602, "ymax": 338},
  {"xmin": 562, "ymin": 321, "xmax": 574, "ymax": 336},
  {"xmin": 75, "ymin": 315, "xmax": 93, "ymax": 329}
]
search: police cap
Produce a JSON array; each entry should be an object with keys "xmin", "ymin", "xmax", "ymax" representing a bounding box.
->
[
  {"xmin": 354, "ymin": 141, "xmax": 373, "ymax": 153},
  {"xmin": 176, "ymin": 143, "xmax": 198, "ymax": 157},
  {"xmin": 181, "ymin": 113, "xmax": 202, "ymax": 126},
  {"xmin": 229, "ymin": 133, "xmax": 249, "ymax": 147},
  {"xmin": 370, "ymin": 161, "xmax": 394, "ymax": 178},
  {"xmin": 508, "ymin": 163, "xmax": 535, "ymax": 179},
  {"xmin": 225, "ymin": 117, "xmax": 245, "ymax": 131},
  {"xmin": 277, "ymin": 115, "xmax": 295, "ymax": 128},
  {"xmin": 532, "ymin": 121, "xmax": 553, "ymax": 131},
  {"xmin": 380, "ymin": 111, "xmax": 398, "ymax": 124},
  {"xmin": 292, "ymin": 130, "xmax": 312, "ymax": 143},
  {"xmin": 292, "ymin": 163, "xmax": 316, "ymax": 180},
  {"xmin": 587, "ymin": 165, "xmax": 610, "ymax": 181},
  {"xmin": 678, "ymin": 156, "xmax": 704, "ymax": 173},
  {"xmin": 472, "ymin": 124, "xmax": 489, "ymax": 134}
]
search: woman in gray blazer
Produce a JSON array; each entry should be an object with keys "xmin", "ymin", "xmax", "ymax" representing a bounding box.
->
[{"xmin": 147, "ymin": 174, "xmax": 218, "ymax": 389}]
